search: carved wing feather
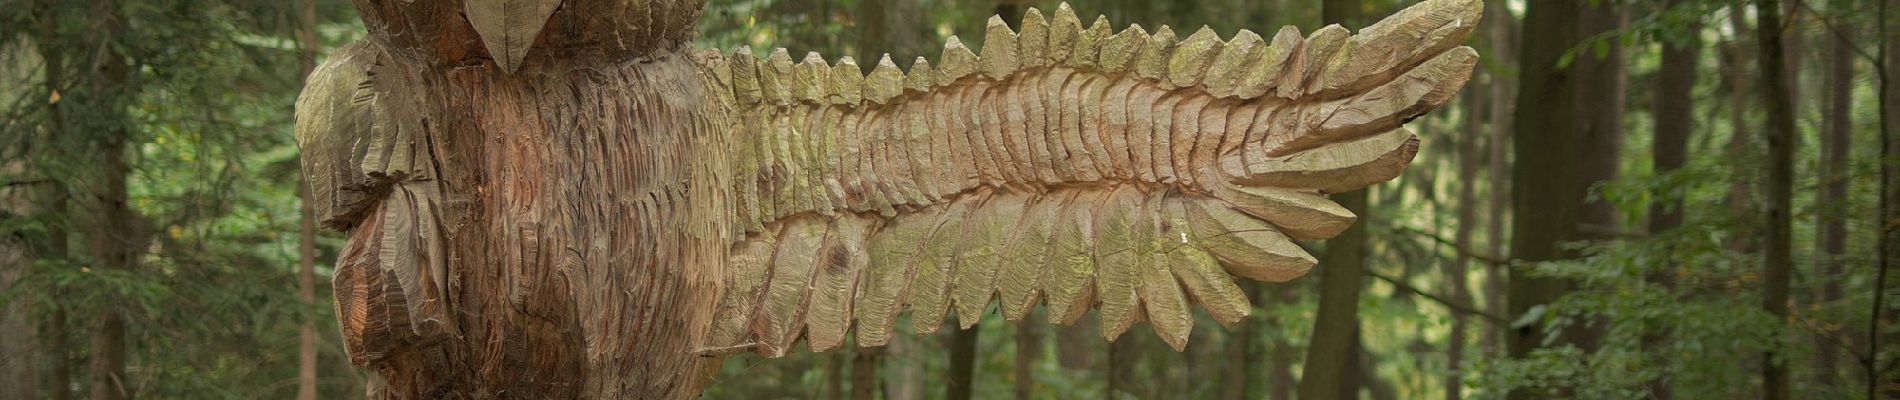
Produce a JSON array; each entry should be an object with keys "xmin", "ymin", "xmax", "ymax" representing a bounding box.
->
[{"xmin": 701, "ymin": 0, "xmax": 1480, "ymax": 356}]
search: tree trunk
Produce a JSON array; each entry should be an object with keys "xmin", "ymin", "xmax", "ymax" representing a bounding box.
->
[
  {"xmin": 1648, "ymin": 2, "xmax": 1698, "ymax": 398},
  {"xmin": 85, "ymin": 3, "xmax": 135, "ymax": 394},
  {"xmin": 1726, "ymin": 1, "xmax": 1759, "ymax": 254},
  {"xmin": 1754, "ymin": 1, "xmax": 1798, "ymax": 399},
  {"xmin": 1879, "ymin": 2, "xmax": 1900, "ymax": 398},
  {"xmin": 1299, "ymin": 189, "xmax": 1368, "ymax": 400},
  {"xmin": 1814, "ymin": 7, "xmax": 1854, "ymax": 392},
  {"xmin": 1483, "ymin": 0, "xmax": 1516, "ymax": 359},
  {"xmin": 1507, "ymin": 1, "xmax": 1584, "ymax": 399},
  {"xmin": 1577, "ymin": 1, "xmax": 1626, "ymax": 244},
  {"xmin": 852, "ymin": 346, "xmax": 880, "ymax": 400},
  {"xmin": 946, "ymin": 328, "xmax": 978, "ymax": 400},
  {"xmin": 297, "ymin": 0, "xmax": 321, "ymax": 398},
  {"xmin": 1447, "ymin": 55, "xmax": 1484, "ymax": 400},
  {"xmin": 1222, "ymin": 283, "xmax": 1260, "ymax": 400},
  {"xmin": 1300, "ymin": 0, "xmax": 1368, "ymax": 397},
  {"xmin": 1014, "ymin": 320, "xmax": 1039, "ymax": 400}
]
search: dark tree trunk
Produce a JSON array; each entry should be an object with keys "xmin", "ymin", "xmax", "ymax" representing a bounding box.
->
[
  {"xmin": 1814, "ymin": 6, "xmax": 1854, "ymax": 392},
  {"xmin": 1647, "ymin": 2, "xmax": 1698, "ymax": 398},
  {"xmin": 946, "ymin": 328, "xmax": 978, "ymax": 400},
  {"xmin": 852, "ymin": 346, "xmax": 880, "ymax": 400},
  {"xmin": 1, "ymin": 167, "xmax": 38, "ymax": 400},
  {"xmin": 1754, "ymin": 1, "xmax": 1798, "ymax": 399},
  {"xmin": 1300, "ymin": 0, "xmax": 1368, "ymax": 397},
  {"xmin": 1222, "ymin": 283, "xmax": 1260, "ymax": 400},
  {"xmin": 1300, "ymin": 189, "xmax": 1367, "ymax": 400},
  {"xmin": 1507, "ymin": 1, "xmax": 1584, "ymax": 399},
  {"xmin": 85, "ymin": 3, "xmax": 135, "ymax": 394},
  {"xmin": 1577, "ymin": 1, "xmax": 1626, "ymax": 244}
]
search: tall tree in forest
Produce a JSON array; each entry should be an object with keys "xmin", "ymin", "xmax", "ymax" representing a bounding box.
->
[
  {"xmin": 1649, "ymin": 1, "xmax": 1698, "ymax": 398},
  {"xmin": 82, "ymin": 2, "xmax": 136, "ymax": 398},
  {"xmin": 1577, "ymin": 1, "xmax": 1626, "ymax": 246},
  {"xmin": 1880, "ymin": 0, "xmax": 1900, "ymax": 397},
  {"xmin": 1753, "ymin": 0, "xmax": 1798, "ymax": 398},
  {"xmin": 1813, "ymin": 2, "xmax": 1854, "ymax": 392},
  {"xmin": 296, "ymin": 0, "xmax": 321, "ymax": 398},
  {"xmin": 1483, "ymin": 0, "xmax": 1516, "ymax": 358},
  {"xmin": 1448, "ymin": 50, "xmax": 1484, "ymax": 400},
  {"xmin": 1299, "ymin": 0, "xmax": 1367, "ymax": 398},
  {"xmin": 1507, "ymin": 0, "xmax": 1585, "ymax": 398}
]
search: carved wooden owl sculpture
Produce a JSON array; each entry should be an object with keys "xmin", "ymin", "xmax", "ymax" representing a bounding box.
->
[{"xmin": 295, "ymin": 0, "xmax": 1479, "ymax": 397}]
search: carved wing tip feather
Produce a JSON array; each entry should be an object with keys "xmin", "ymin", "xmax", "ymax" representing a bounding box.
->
[{"xmin": 713, "ymin": 0, "xmax": 1480, "ymax": 110}]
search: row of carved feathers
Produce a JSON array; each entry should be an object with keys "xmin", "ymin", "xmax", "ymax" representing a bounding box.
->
[{"xmin": 703, "ymin": 0, "xmax": 1481, "ymax": 356}]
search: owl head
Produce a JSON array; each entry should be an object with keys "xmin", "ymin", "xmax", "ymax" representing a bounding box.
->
[{"xmin": 352, "ymin": 0, "xmax": 707, "ymax": 72}]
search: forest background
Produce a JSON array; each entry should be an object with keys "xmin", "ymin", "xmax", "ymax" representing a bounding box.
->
[{"xmin": 1, "ymin": 0, "xmax": 1896, "ymax": 399}]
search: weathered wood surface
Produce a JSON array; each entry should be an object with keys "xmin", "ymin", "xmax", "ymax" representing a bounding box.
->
[{"xmin": 294, "ymin": 0, "xmax": 1480, "ymax": 398}]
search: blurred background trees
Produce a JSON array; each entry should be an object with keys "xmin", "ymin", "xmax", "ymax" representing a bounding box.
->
[{"xmin": 2, "ymin": 0, "xmax": 1897, "ymax": 398}]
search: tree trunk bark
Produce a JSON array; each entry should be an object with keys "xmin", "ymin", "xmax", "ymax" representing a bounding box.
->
[
  {"xmin": 296, "ymin": 0, "xmax": 320, "ymax": 398},
  {"xmin": 1014, "ymin": 319, "xmax": 1039, "ymax": 399},
  {"xmin": 1299, "ymin": 189, "xmax": 1367, "ymax": 400},
  {"xmin": 946, "ymin": 328, "xmax": 978, "ymax": 400},
  {"xmin": 1754, "ymin": 1, "xmax": 1798, "ymax": 399},
  {"xmin": 1647, "ymin": 2, "xmax": 1698, "ymax": 399},
  {"xmin": 852, "ymin": 346, "xmax": 880, "ymax": 400},
  {"xmin": 1507, "ymin": 1, "xmax": 1584, "ymax": 398},
  {"xmin": 1222, "ymin": 283, "xmax": 1259, "ymax": 400},
  {"xmin": 1484, "ymin": 0, "xmax": 1516, "ymax": 359},
  {"xmin": 1300, "ymin": 0, "xmax": 1367, "ymax": 397},
  {"xmin": 1814, "ymin": 6, "xmax": 1854, "ymax": 392},
  {"xmin": 1726, "ymin": 1, "xmax": 1759, "ymax": 254},
  {"xmin": 85, "ymin": 4, "xmax": 135, "ymax": 393},
  {"xmin": 1447, "ymin": 55, "xmax": 1484, "ymax": 400},
  {"xmin": 1577, "ymin": 1, "xmax": 1626, "ymax": 244}
]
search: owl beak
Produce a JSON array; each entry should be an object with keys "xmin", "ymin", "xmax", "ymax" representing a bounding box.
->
[{"xmin": 464, "ymin": 0, "xmax": 564, "ymax": 73}]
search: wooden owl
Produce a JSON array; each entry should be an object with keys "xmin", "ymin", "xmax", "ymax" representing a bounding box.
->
[{"xmin": 294, "ymin": 0, "xmax": 1480, "ymax": 397}]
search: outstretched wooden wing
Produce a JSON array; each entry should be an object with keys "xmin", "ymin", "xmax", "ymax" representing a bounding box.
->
[{"xmin": 702, "ymin": 0, "xmax": 1480, "ymax": 356}]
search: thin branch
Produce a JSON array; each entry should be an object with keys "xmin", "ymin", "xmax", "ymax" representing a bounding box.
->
[
  {"xmin": 1363, "ymin": 268, "xmax": 1509, "ymax": 325},
  {"xmin": 1387, "ymin": 225, "xmax": 1513, "ymax": 266}
]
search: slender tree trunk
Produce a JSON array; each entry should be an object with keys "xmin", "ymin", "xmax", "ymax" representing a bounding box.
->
[
  {"xmin": 85, "ymin": 2, "xmax": 134, "ymax": 394},
  {"xmin": 1221, "ymin": 283, "xmax": 1256, "ymax": 400},
  {"xmin": 1508, "ymin": 1, "xmax": 1585, "ymax": 398},
  {"xmin": 852, "ymin": 346, "xmax": 880, "ymax": 400},
  {"xmin": 1483, "ymin": 0, "xmax": 1516, "ymax": 359},
  {"xmin": 86, "ymin": 136, "xmax": 131, "ymax": 400},
  {"xmin": 1814, "ymin": 7, "xmax": 1854, "ymax": 392},
  {"xmin": 1014, "ymin": 320, "xmax": 1039, "ymax": 400},
  {"xmin": 1879, "ymin": 2, "xmax": 1900, "ymax": 398},
  {"xmin": 297, "ymin": 0, "xmax": 321, "ymax": 398},
  {"xmin": 1300, "ymin": 1, "xmax": 1368, "ymax": 398},
  {"xmin": 1447, "ymin": 60, "xmax": 1485, "ymax": 400},
  {"xmin": 1754, "ymin": 1, "xmax": 1798, "ymax": 399},
  {"xmin": 1648, "ymin": 3, "xmax": 1698, "ymax": 399},
  {"xmin": 946, "ymin": 328, "xmax": 978, "ymax": 400},
  {"xmin": 1727, "ymin": 2, "xmax": 1759, "ymax": 254}
]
